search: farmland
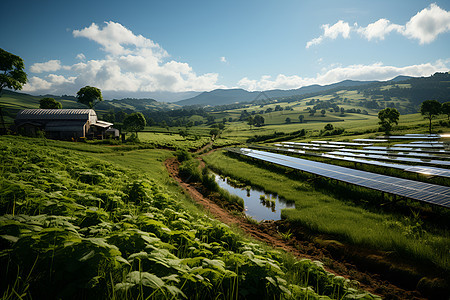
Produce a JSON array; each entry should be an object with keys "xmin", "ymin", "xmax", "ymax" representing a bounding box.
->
[
  {"xmin": 1, "ymin": 84, "xmax": 450, "ymax": 299},
  {"xmin": 0, "ymin": 136, "xmax": 381, "ymax": 299}
]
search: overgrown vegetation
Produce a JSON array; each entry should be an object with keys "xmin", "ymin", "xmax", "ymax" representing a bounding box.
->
[{"xmin": 0, "ymin": 136, "xmax": 380, "ymax": 299}]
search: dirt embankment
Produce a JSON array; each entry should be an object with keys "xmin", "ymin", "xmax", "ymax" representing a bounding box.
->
[{"xmin": 165, "ymin": 155, "xmax": 449, "ymax": 299}]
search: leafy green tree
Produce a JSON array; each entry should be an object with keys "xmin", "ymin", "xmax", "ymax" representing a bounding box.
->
[
  {"xmin": 123, "ymin": 112, "xmax": 146, "ymax": 137},
  {"xmin": 377, "ymin": 107, "xmax": 400, "ymax": 134},
  {"xmin": 253, "ymin": 115, "xmax": 265, "ymax": 127},
  {"xmin": 442, "ymin": 102, "xmax": 450, "ymax": 120},
  {"xmin": 420, "ymin": 100, "xmax": 441, "ymax": 134},
  {"xmin": 321, "ymin": 109, "xmax": 326, "ymax": 116},
  {"xmin": 247, "ymin": 116, "xmax": 254, "ymax": 129},
  {"xmin": 210, "ymin": 128, "xmax": 220, "ymax": 136},
  {"xmin": 0, "ymin": 48, "xmax": 27, "ymax": 95},
  {"xmin": 39, "ymin": 97, "xmax": 62, "ymax": 109},
  {"xmin": 285, "ymin": 117, "xmax": 291, "ymax": 124},
  {"xmin": 298, "ymin": 115, "xmax": 304, "ymax": 123},
  {"xmin": 76, "ymin": 86, "xmax": 103, "ymax": 109},
  {"xmin": 324, "ymin": 123, "xmax": 334, "ymax": 131}
]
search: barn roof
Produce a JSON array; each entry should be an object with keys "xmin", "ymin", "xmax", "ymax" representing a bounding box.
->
[{"xmin": 16, "ymin": 109, "xmax": 96, "ymax": 120}]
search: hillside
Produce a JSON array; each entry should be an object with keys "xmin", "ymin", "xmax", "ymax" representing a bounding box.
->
[
  {"xmin": 176, "ymin": 73, "xmax": 450, "ymax": 109},
  {"xmin": 176, "ymin": 80, "xmax": 379, "ymax": 107}
]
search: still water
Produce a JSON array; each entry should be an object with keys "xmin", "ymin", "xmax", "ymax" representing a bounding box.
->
[{"xmin": 214, "ymin": 174, "xmax": 295, "ymax": 221}]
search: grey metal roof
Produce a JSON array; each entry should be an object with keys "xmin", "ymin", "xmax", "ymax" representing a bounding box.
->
[{"xmin": 16, "ymin": 109, "xmax": 96, "ymax": 120}]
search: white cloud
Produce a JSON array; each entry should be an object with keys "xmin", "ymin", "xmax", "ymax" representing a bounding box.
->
[
  {"xmin": 30, "ymin": 60, "xmax": 63, "ymax": 73},
  {"xmin": 237, "ymin": 61, "xmax": 450, "ymax": 91},
  {"xmin": 403, "ymin": 3, "xmax": 450, "ymax": 44},
  {"xmin": 357, "ymin": 18, "xmax": 403, "ymax": 41},
  {"xmin": 307, "ymin": 4, "xmax": 450, "ymax": 47},
  {"xmin": 220, "ymin": 56, "xmax": 227, "ymax": 63},
  {"xmin": 306, "ymin": 20, "xmax": 351, "ymax": 48},
  {"xmin": 76, "ymin": 53, "xmax": 86, "ymax": 61},
  {"xmin": 73, "ymin": 21, "xmax": 167, "ymax": 57},
  {"xmin": 23, "ymin": 21, "xmax": 224, "ymax": 96}
]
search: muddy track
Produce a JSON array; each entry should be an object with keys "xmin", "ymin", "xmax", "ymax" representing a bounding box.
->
[{"xmin": 165, "ymin": 156, "xmax": 433, "ymax": 299}]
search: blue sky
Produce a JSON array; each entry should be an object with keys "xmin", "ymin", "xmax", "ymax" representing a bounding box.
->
[{"xmin": 1, "ymin": 0, "xmax": 449, "ymax": 100}]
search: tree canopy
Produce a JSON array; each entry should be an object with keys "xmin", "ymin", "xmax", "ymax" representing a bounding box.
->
[
  {"xmin": 123, "ymin": 112, "xmax": 146, "ymax": 136},
  {"xmin": 377, "ymin": 107, "xmax": 400, "ymax": 134},
  {"xmin": 420, "ymin": 100, "xmax": 441, "ymax": 134},
  {"xmin": 253, "ymin": 115, "xmax": 265, "ymax": 127},
  {"xmin": 39, "ymin": 97, "xmax": 62, "ymax": 109},
  {"xmin": 442, "ymin": 102, "xmax": 450, "ymax": 120},
  {"xmin": 0, "ymin": 48, "xmax": 27, "ymax": 95},
  {"xmin": 76, "ymin": 86, "xmax": 103, "ymax": 109}
]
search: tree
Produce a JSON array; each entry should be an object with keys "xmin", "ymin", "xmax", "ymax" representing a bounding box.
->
[
  {"xmin": 285, "ymin": 117, "xmax": 291, "ymax": 124},
  {"xmin": 298, "ymin": 115, "xmax": 304, "ymax": 123},
  {"xmin": 123, "ymin": 112, "xmax": 146, "ymax": 137},
  {"xmin": 76, "ymin": 86, "xmax": 103, "ymax": 109},
  {"xmin": 420, "ymin": 100, "xmax": 441, "ymax": 134},
  {"xmin": 39, "ymin": 97, "xmax": 62, "ymax": 109},
  {"xmin": 377, "ymin": 107, "xmax": 400, "ymax": 134},
  {"xmin": 321, "ymin": 109, "xmax": 326, "ymax": 116},
  {"xmin": 247, "ymin": 116, "xmax": 254, "ymax": 129},
  {"xmin": 442, "ymin": 102, "xmax": 450, "ymax": 120},
  {"xmin": 253, "ymin": 115, "xmax": 265, "ymax": 127},
  {"xmin": 324, "ymin": 123, "xmax": 334, "ymax": 131},
  {"xmin": 0, "ymin": 48, "xmax": 27, "ymax": 95}
]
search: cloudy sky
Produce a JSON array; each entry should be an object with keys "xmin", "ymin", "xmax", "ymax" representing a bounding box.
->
[{"xmin": 1, "ymin": 0, "xmax": 449, "ymax": 100}]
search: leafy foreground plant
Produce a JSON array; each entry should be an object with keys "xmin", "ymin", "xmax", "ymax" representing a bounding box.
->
[{"xmin": 0, "ymin": 137, "xmax": 379, "ymax": 299}]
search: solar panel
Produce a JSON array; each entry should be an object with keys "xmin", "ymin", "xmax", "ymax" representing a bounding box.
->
[
  {"xmin": 364, "ymin": 146, "xmax": 450, "ymax": 155},
  {"xmin": 353, "ymin": 139, "xmax": 388, "ymax": 143},
  {"xmin": 282, "ymin": 142, "xmax": 345, "ymax": 149},
  {"xmin": 328, "ymin": 151, "xmax": 450, "ymax": 167},
  {"xmin": 229, "ymin": 148, "xmax": 450, "ymax": 208},
  {"xmin": 410, "ymin": 141, "xmax": 443, "ymax": 144},
  {"xmin": 334, "ymin": 148, "xmax": 450, "ymax": 160},
  {"xmin": 378, "ymin": 134, "xmax": 441, "ymax": 139},
  {"xmin": 393, "ymin": 144, "xmax": 444, "ymax": 148},
  {"xmin": 311, "ymin": 140, "xmax": 373, "ymax": 146},
  {"xmin": 270, "ymin": 146, "xmax": 450, "ymax": 178}
]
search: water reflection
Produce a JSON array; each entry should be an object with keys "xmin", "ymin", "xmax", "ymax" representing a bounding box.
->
[{"xmin": 213, "ymin": 174, "xmax": 295, "ymax": 221}]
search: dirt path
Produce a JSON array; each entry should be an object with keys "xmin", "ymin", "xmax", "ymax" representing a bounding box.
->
[{"xmin": 165, "ymin": 157, "xmax": 429, "ymax": 299}]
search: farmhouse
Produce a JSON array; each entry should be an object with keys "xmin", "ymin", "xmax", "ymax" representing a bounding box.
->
[{"xmin": 15, "ymin": 109, "xmax": 114, "ymax": 140}]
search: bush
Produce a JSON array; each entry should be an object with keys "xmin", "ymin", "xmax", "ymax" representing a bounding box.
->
[
  {"xmin": 179, "ymin": 160, "xmax": 202, "ymax": 182},
  {"xmin": 175, "ymin": 149, "xmax": 192, "ymax": 162}
]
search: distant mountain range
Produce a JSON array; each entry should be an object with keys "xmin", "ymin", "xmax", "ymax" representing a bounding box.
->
[
  {"xmin": 175, "ymin": 76, "xmax": 413, "ymax": 106},
  {"xmin": 4, "ymin": 73, "xmax": 450, "ymax": 120}
]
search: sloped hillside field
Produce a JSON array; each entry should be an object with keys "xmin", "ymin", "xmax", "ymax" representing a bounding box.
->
[{"xmin": 0, "ymin": 136, "xmax": 378, "ymax": 299}]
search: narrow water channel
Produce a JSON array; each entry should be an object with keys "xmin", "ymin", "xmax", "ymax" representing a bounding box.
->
[{"xmin": 213, "ymin": 174, "xmax": 295, "ymax": 221}]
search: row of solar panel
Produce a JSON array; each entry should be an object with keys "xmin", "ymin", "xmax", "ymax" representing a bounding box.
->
[
  {"xmin": 279, "ymin": 142, "xmax": 450, "ymax": 157},
  {"xmin": 230, "ymin": 148, "xmax": 450, "ymax": 208},
  {"xmin": 271, "ymin": 145, "xmax": 450, "ymax": 178}
]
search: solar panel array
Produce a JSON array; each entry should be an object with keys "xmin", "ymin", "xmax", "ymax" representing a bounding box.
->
[
  {"xmin": 393, "ymin": 143, "xmax": 444, "ymax": 148},
  {"xmin": 378, "ymin": 134, "xmax": 441, "ymax": 140},
  {"xmin": 310, "ymin": 141, "xmax": 373, "ymax": 147},
  {"xmin": 271, "ymin": 145, "xmax": 450, "ymax": 178},
  {"xmin": 335, "ymin": 148, "xmax": 450, "ymax": 160},
  {"xmin": 328, "ymin": 151, "xmax": 450, "ymax": 167},
  {"xmin": 364, "ymin": 146, "xmax": 450, "ymax": 155},
  {"xmin": 230, "ymin": 148, "xmax": 450, "ymax": 208}
]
